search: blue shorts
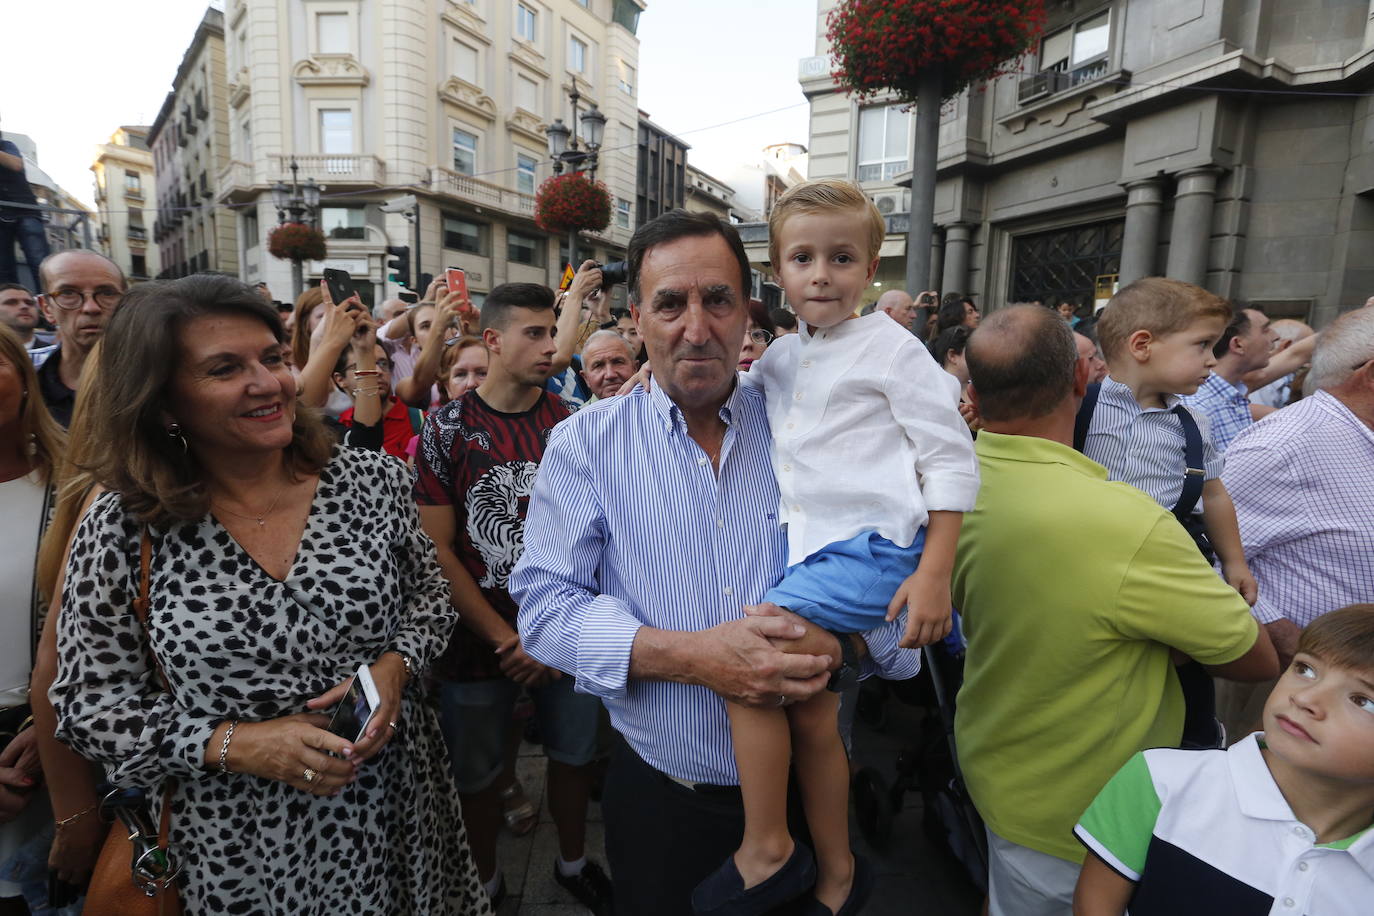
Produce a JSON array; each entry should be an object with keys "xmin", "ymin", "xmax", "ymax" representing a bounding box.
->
[{"xmin": 764, "ymin": 528, "xmax": 926, "ymax": 633}]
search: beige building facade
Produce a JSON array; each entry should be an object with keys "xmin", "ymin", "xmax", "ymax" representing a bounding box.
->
[
  {"xmin": 149, "ymin": 7, "xmax": 237, "ymax": 279},
  {"xmin": 217, "ymin": 0, "xmax": 644, "ymax": 306},
  {"xmin": 684, "ymin": 163, "xmax": 737, "ymax": 223},
  {"xmin": 92, "ymin": 127, "xmax": 160, "ymax": 281}
]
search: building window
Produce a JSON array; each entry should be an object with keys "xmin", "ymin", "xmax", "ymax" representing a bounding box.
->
[
  {"xmin": 1011, "ymin": 219, "xmax": 1123, "ymax": 308},
  {"xmin": 515, "ymin": 74, "xmax": 539, "ymax": 113},
  {"xmin": 508, "ymin": 229, "xmax": 546, "ymax": 267},
  {"xmin": 856, "ymin": 104, "xmax": 910, "ymax": 183},
  {"xmin": 1041, "ymin": 10, "xmax": 1110, "ymax": 73},
  {"xmin": 443, "ymin": 214, "xmax": 488, "ymax": 254},
  {"xmin": 516, "ymin": 3, "xmax": 537, "ymax": 42},
  {"xmin": 615, "ymin": 197, "xmax": 630, "ymax": 229},
  {"xmin": 131, "ymin": 253, "xmax": 147, "ymax": 278},
  {"xmin": 569, "ymin": 36, "xmax": 588, "ymax": 73},
  {"xmin": 124, "ymin": 170, "xmax": 142, "ymax": 194},
  {"xmin": 317, "ymin": 12, "xmax": 349, "ymax": 54},
  {"xmin": 516, "ymin": 153, "xmax": 538, "ymax": 195},
  {"xmin": 241, "ymin": 121, "xmax": 253, "ymax": 162},
  {"xmin": 319, "ymin": 109, "xmax": 354, "ymax": 154},
  {"xmin": 244, "ymin": 209, "xmax": 259, "ymax": 249},
  {"xmin": 611, "ymin": 0, "xmax": 639, "ymax": 33},
  {"xmin": 321, "ymin": 206, "xmax": 366, "ymax": 240},
  {"xmin": 616, "ymin": 59, "xmax": 635, "ymax": 95},
  {"xmin": 452, "ymin": 128, "xmax": 477, "ymax": 175},
  {"xmin": 453, "ymin": 40, "xmax": 479, "ymax": 84}
]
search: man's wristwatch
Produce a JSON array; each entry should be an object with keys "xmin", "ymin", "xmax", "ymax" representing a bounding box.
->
[{"xmin": 826, "ymin": 630, "xmax": 859, "ymax": 693}]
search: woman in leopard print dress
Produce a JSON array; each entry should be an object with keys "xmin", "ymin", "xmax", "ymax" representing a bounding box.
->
[{"xmin": 50, "ymin": 275, "xmax": 491, "ymax": 915}]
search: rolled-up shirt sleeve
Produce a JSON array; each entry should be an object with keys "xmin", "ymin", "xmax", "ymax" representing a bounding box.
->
[
  {"xmin": 859, "ymin": 614, "xmax": 922, "ymax": 681},
  {"xmin": 883, "ymin": 340, "xmax": 980, "ymax": 513},
  {"xmin": 511, "ymin": 424, "xmax": 642, "ymax": 698}
]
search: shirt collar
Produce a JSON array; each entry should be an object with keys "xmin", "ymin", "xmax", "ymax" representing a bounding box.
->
[
  {"xmin": 1204, "ymin": 372, "xmax": 1248, "ymax": 398},
  {"xmin": 1228, "ymin": 733, "xmax": 1374, "ymax": 872},
  {"xmin": 1100, "ymin": 374, "xmax": 1181, "ymax": 412},
  {"xmin": 647, "ymin": 375, "xmax": 739, "ymax": 433},
  {"xmin": 798, "ymin": 313, "xmax": 871, "ymax": 343},
  {"xmin": 974, "ymin": 430, "xmax": 1109, "ymax": 480},
  {"xmin": 1313, "ymin": 390, "xmax": 1374, "ymax": 447}
]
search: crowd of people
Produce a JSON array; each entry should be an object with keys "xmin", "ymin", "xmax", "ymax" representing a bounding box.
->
[{"xmin": 0, "ymin": 175, "xmax": 1371, "ymax": 916}]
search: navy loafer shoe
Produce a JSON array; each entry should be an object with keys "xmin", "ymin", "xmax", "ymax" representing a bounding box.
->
[{"xmin": 691, "ymin": 842, "xmax": 817, "ymax": 916}]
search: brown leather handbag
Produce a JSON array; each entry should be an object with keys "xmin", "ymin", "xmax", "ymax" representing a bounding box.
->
[{"xmin": 82, "ymin": 531, "xmax": 184, "ymax": 916}]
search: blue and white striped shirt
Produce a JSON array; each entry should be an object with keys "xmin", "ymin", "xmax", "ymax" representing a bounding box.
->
[
  {"xmin": 1182, "ymin": 372, "xmax": 1253, "ymax": 452},
  {"xmin": 511, "ymin": 379, "xmax": 920, "ymax": 785},
  {"xmin": 1083, "ymin": 376, "xmax": 1224, "ymax": 511}
]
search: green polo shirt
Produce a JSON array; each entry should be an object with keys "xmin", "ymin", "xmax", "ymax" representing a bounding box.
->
[{"xmin": 951, "ymin": 432, "xmax": 1258, "ymax": 863}]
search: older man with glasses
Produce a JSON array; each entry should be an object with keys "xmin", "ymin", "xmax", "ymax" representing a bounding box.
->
[{"xmin": 30, "ymin": 250, "xmax": 127, "ymax": 426}]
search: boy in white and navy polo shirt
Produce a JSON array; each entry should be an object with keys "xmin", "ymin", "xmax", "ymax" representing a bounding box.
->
[{"xmin": 1072, "ymin": 604, "xmax": 1374, "ymax": 915}]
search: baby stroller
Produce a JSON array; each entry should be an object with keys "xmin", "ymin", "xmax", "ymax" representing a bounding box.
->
[{"xmin": 851, "ymin": 621, "xmax": 989, "ymax": 895}]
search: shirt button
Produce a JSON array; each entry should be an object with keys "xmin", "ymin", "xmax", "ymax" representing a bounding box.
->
[
  {"xmin": 794, "ymin": 392, "xmax": 802, "ymax": 401},
  {"xmin": 1282, "ymin": 898, "xmax": 1295, "ymax": 908},
  {"xmin": 801, "ymin": 360, "xmax": 812, "ymax": 368},
  {"xmin": 786, "ymin": 422, "xmax": 795, "ymax": 430},
  {"xmin": 782, "ymin": 464, "xmax": 791, "ymax": 472},
  {"xmin": 716, "ymin": 518, "xmax": 724, "ymax": 528},
  {"xmin": 792, "ymin": 504, "xmax": 801, "ymax": 512},
  {"xmin": 697, "ymin": 456, "xmax": 708, "ymax": 466},
  {"xmin": 1297, "ymin": 862, "xmax": 1309, "ymax": 872},
  {"xmin": 1293, "ymin": 826, "xmax": 1307, "ymax": 837},
  {"xmin": 723, "ymin": 586, "xmax": 733, "ymax": 596}
]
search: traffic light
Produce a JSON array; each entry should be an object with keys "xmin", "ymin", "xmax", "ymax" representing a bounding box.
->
[{"xmin": 386, "ymin": 245, "xmax": 411, "ymax": 289}]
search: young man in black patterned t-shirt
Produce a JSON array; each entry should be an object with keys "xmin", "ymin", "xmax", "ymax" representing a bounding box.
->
[{"xmin": 415, "ymin": 282, "xmax": 611, "ymax": 913}]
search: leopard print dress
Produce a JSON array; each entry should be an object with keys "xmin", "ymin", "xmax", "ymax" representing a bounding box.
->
[{"xmin": 52, "ymin": 448, "xmax": 492, "ymax": 915}]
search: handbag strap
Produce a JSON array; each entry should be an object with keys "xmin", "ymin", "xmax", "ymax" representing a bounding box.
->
[{"xmin": 132, "ymin": 530, "xmax": 177, "ymax": 871}]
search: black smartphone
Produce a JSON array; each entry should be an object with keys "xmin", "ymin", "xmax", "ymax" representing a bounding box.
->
[
  {"xmin": 323, "ymin": 268, "xmax": 356, "ymax": 305},
  {"xmin": 919, "ymin": 292, "xmax": 937, "ymax": 306}
]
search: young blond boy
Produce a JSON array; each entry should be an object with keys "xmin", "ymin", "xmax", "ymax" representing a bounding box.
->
[
  {"xmin": 1073, "ymin": 603, "xmax": 1374, "ymax": 914},
  {"xmin": 691, "ymin": 180, "xmax": 979, "ymax": 916},
  {"xmin": 1088, "ymin": 277, "xmax": 1255, "ymax": 602}
]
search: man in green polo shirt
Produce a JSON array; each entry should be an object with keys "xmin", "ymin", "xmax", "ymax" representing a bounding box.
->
[{"xmin": 951, "ymin": 305, "xmax": 1279, "ymax": 916}]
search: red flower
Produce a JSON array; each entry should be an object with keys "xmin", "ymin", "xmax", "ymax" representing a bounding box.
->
[
  {"xmin": 267, "ymin": 223, "xmax": 327, "ymax": 262},
  {"xmin": 535, "ymin": 173, "xmax": 612, "ymax": 234},
  {"xmin": 826, "ymin": 0, "xmax": 1047, "ymax": 102}
]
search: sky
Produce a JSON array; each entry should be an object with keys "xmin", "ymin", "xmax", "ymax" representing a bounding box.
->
[{"xmin": 2, "ymin": 0, "xmax": 816, "ymax": 213}]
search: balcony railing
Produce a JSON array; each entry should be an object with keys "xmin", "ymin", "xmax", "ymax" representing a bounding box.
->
[
  {"xmin": 272, "ymin": 154, "xmax": 385, "ymax": 183},
  {"xmin": 1017, "ymin": 58, "xmax": 1112, "ymax": 104},
  {"xmin": 429, "ymin": 167, "xmax": 536, "ymax": 219},
  {"xmin": 127, "ymin": 226, "xmax": 148, "ymax": 241}
]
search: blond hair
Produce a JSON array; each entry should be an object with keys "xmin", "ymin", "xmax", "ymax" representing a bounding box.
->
[
  {"xmin": 1095, "ymin": 277, "xmax": 1232, "ymax": 363},
  {"xmin": 767, "ymin": 179, "xmax": 886, "ymax": 269},
  {"xmin": 1298, "ymin": 604, "xmax": 1374, "ymax": 676}
]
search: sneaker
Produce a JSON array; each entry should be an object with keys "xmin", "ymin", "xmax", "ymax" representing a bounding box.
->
[{"xmin": 553, "ymin": 859, "xmax": 614, "ymax": 916}]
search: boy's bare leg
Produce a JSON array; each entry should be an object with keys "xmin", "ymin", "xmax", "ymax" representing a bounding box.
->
[
  {"xmin": 728, "ymin": 702, "xmax": 797, "ymax": 887},
  {"xmin": 789, "ymin": 690, "xmax": 854, "ymax": 913}
]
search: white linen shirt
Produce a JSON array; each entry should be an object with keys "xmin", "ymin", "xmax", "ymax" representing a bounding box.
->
[{"xmin": 744, "ymin": 312, "xmax": 979, "ymax": 564}]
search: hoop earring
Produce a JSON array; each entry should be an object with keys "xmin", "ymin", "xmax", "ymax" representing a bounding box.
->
[{"xmin": 166, "ymin": 422, "xmax": 189, "ymax": 454}]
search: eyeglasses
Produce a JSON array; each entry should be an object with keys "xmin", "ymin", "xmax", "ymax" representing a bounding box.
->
[
  {"xmin": 748, "ymin": 328, "xmax": 774, "ymax": 347},
  {"xmin": 48, "ymin": 287, "xmax": 123, "ymax": 311}
]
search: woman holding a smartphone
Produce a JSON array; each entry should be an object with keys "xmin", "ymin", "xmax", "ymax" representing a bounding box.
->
[{"xmin": 49, "ymin": 275, "xmax": 491, "ymax": 914}]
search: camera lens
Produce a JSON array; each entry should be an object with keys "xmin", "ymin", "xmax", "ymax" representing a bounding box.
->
[{"xmin": 600, "ymin": 260, "xmax": 629, "ymax": 288}]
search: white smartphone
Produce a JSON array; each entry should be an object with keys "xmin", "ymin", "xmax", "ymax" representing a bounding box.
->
[{"xmin": 326, "ymin": 664, "xmax": 380, "ymax": 744}]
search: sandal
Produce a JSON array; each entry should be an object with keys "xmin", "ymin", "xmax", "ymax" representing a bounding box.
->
[{"xmin": 500, "ymin": 780, "xmax": 538, "ymax": 836}]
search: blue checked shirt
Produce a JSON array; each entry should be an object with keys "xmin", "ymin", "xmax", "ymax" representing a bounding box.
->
[
  {"xmin": 1182, "ymin": 372, "xmax": 1253, "ymax": 452},
  {"xmin": 1223, "ymin": 391, "xmax": 1374, "ymax": 626},
  {"xmin": 511, "ymin": 379, "xmax": 921, "ymax": 785},
  {"xmin": 1083, "ymin": 376, "xmax": 1224, "ymax": 512}
]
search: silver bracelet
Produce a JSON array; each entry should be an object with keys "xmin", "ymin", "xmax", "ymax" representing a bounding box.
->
[{"xmin": 218, "ymin": 719, "xmax": 238, "ymax": 774}]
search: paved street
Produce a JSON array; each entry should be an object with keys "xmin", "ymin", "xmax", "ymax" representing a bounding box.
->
[{"xmin": 495, "ymin": 690, "xmax": 983, "ymax": 915}]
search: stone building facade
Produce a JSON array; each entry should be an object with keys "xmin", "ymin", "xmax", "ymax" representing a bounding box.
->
[
  {"xmin": 791, "ymin": 0, "xmax": 1374, "ymax": 325},
  {"xmin": 92, "ymin": 127, "xmax": 160, "ymax": 281},
  {"xmin": 148, "ymin": 7, "xmax": 237, "ymax": 280},
  {"xmin": 684, "ymin": 163, "xmax": 738, "ymax": 223},
  {"xmin": 216, "ymin": 0, "xmax": 644, "ymax": 306}
]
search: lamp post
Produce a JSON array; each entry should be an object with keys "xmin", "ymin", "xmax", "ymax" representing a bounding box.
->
[
  {"xmin": 545, "ymin": 88, "xmax": 606, "ymax": 267},
  {"xmin": 271, "ymin": 157, "xmax": 322, "ymax": 298}
]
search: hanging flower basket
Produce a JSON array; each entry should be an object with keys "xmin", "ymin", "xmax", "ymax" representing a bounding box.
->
[
  {"xmin": 827, "ymin": 0, "xmax": 1047, "ymax": 102},
  {"xmin": 535, "ymin": 173, "xmax": 612, "ymax": 234},
  {"xmin": 267, "ymin": 222, "xmax": 328, "ymax": 262}
]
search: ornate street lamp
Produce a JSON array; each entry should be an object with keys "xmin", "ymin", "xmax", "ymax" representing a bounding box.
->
[
  {"xmin": 273, "ymin": 157, "xmax": 322, "ymax": 297},
  {"xmin": 545, "ymin": 88, "xmax": 606, "ymax": 264}
]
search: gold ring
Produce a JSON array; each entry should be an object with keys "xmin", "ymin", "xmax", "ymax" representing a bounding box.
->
[{"xmin": 303, "ymin": 767, "xmax": 318, "ymax": 783}]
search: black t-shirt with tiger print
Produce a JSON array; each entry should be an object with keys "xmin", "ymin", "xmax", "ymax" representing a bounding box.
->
[{"xmin": 415, "ymin": 389, "xmax": 571, "ymax": 680}]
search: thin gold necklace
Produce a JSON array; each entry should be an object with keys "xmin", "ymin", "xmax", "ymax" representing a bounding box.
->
[{"xmin": 213, "ymin": 481, "xmax": 290, "ymax": 527}]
